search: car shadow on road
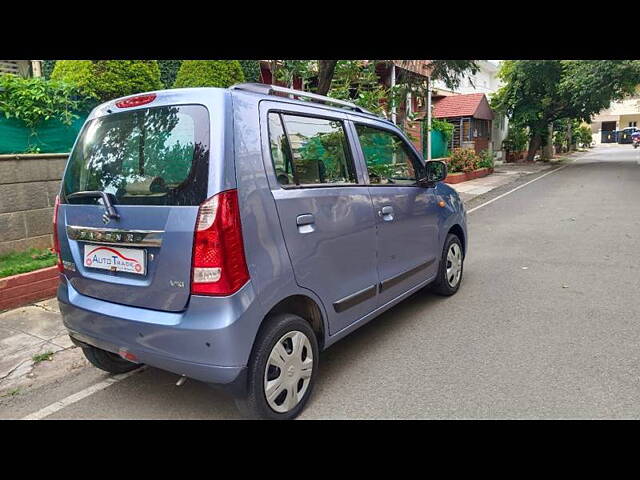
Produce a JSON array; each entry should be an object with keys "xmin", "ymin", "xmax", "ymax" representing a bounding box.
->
[
  {"xmin": 309, "ymin": 285, "xmax": 446, "ymax": 387},
  {"xmin": 98, "ymin": 285, "xmax": 448, "ymax": 419}
]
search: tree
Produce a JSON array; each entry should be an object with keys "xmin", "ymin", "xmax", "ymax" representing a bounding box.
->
[
  {"xmin": 173, "ymin": 60, "xmax": 245, "ymax": 88},
  {"xmin": 51, "ymin": 60, "xmax": 163, "ymax": 104},
  {"xmin": 238, "ymin": 60, "xmax": 261, "ymax": 83},
  {"xmin": 158, "ymin": 60, "xmax": 182, "ymax": 88},
  {"xmin": 315, "ymin": 60, "xmax": 478, "ymax": 96},
  {"xmin": 317, "ymin": 60, "xmax": 338, "ymax": 95},
  {"xmin": 492, "ymin": 60, "xmax": 640, "ymax": 161}
]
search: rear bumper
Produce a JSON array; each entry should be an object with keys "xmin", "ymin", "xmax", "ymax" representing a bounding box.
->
[{"xmin": 58, "ymin": 276, "xmax": 261, "ymax": 389}]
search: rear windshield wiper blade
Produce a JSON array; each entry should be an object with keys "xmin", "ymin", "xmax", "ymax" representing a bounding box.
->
[{"xmin": 66, "ymin": 191, "xmax": 120, "ymax": 220}]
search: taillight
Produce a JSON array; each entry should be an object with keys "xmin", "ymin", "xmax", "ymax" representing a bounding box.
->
[
  {"xmin": 191, "ymin": 189, "xmax": 250, "ymax": 296},
  {"xmin": 115, "ymin": 94, "xmax": 156, "ymax": 109},
  {"xmin": 52, "ymin": 195, "xmax": 63, "ymax": 272}
]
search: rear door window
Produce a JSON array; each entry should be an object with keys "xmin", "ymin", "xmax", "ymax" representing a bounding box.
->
[
  {"xmin": 62, "ymin": 104, "xmax": 209, "ymax": 206},
  {"xmin": 268, "ymin": 112, "xmax": 357, "ymax": 186}
]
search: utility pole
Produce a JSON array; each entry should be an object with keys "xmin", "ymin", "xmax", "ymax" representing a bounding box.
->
[
  {"xmin": 427, "ymin": 76, "xmax": 432, "ymax": 162},
  {"xmin": 390, "ymin": 63, "xmax": 397, "ymax": 125}
]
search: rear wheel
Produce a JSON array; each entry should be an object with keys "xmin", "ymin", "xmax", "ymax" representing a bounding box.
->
[
  {"xmin": 432, "ymin": 233, "xmax": 464, "ymax": 296},
  {"xmin": 235, "ymin": 314, "xmax": 318, "ymax": 420},
  {"xmin": 82, "ymin": 345, "xmax": 140, "ymax": 374}
]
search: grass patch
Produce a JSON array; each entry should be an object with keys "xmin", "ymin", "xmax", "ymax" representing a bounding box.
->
[
  {"xmin": 32, "ymin": 351, "xmax": 54, "ymax": 364},
  {"xmin": 0, "ymin": 248, "xmax": 56, "ymax": 279},
  {"xmin": 0, "ymin": 388, "xmax": 20, "ymax": 398}
]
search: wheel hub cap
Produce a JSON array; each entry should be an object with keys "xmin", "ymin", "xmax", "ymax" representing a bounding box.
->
[
  {"xmin": 446, "ymin": 243, "xmax": 462, "ymax": 287},
  {"xmin": 264, "ymin": 330, "xmax": 313, "ymax": 413}
]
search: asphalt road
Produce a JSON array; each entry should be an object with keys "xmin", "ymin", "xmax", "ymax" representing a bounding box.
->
[{"xmin": 4, "ymin": 145, "xmax": 640, "ymax": 419}]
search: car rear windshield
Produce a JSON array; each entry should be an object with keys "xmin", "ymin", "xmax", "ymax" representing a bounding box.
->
[{"xmin": 62, "ymin": 104, "xmax": 209, "ymax": 206}]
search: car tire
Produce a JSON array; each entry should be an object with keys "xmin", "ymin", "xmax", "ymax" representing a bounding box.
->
[
  {"xmin": 432, "ymin": 233, "xmax": 464, "ymax": 296},
  {"xmin": 82, "ymin": 345, "xmax": 140, "ymax": 374},
  {"xmin": 235, "ymin": 313, "xmax": 319, "ymax": 420}
]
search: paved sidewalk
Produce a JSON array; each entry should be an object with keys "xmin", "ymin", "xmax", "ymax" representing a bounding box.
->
[
  {"xmin": 0, "ymin": 298, "xmax": 79, "ymax": 395},
  {"xmin": 451, "ymin": 162, "xmax": 558, "ymax": 203}
]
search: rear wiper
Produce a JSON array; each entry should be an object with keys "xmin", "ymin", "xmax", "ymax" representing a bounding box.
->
[{"xmin": 66, "ymin": 191, "xmax": 120, "ymax": 220}]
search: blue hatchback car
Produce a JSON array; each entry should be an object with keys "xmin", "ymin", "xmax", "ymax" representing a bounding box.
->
[{"xmin": 55, "ymin": 83, "xmax": 467, "ymax": 419}]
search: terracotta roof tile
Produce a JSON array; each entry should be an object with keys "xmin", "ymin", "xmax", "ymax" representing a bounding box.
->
[{"xmin": 433, "ymin": 93, "xmax": 493, "ymax": 120}]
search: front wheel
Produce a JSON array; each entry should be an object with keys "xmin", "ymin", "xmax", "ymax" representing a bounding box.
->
[
  {"xmin": 235, "ymin": 314, "xmax": 319, "ymax": 420},
  {"xmin": 431, "ymin": 233, "xmax": 464, "ymax": 296}
]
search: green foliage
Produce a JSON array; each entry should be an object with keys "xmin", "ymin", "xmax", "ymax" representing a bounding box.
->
[
  {"xmin": 173, "ymin": 60, "xmax": 245, "ymax": 88},
  {"xmin": 273, "ymin": 60, "xmax": 315, "ymax": 89},
  {"xmin": 329, "ymin": 60, "xmax": 388, "ymax": 115},
  {"xmin": 0, "ymin": 247, "xmax": 57, "ymax": 278},
  {"xmin": 91, "ymin": 60, "xmax": 162, "ymax": 102},
  {"xmin": 52, "ymin": 60, "xmax": 163, "ymax": 104},
  {"xmin": 427, "ymin": 60, "xmax": 479, "ymax": 90},
  {"xmin": 0, "ymin": 74, "xmax": 85, "ymax": 146},
  {"xmin": 448, "ymin": 148, "xmax": 479, "ymax": 173},
  {"xmin": 42, "ymin": 60, "xmax": 56, "ymax": 79},
  {"xmin": 32, "ymin": 351, "xmax": 54, "ymax": 363},
  {"xmin": 476, "ymin": 149, "xmax": 494, "ymax": 169},
  {"xmin": 51, "ymin": 60, "xmax": 95, "ymax": 99},
  {"xmin": 502, "ymin": 124, "xmax": 529, "ymax": 152},
  {"xmin": 238, "ymin": 60, "xmax": 261, "ymax": 83},
  {"xmin": 576, "ymin": 125, "xmax": 593, "ymax": 148},
  {"xmin": 158, "ymin": 60, "xmax": 182, "ymax": 88},
  {"xmin": 431, "ymin": 119, "xmax": 454, "ymax": 143}
]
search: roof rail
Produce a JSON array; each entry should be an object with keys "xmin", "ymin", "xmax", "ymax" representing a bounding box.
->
[{"xmin": 230, "ymin": 83, "xmax": 375, "ymax": 115}]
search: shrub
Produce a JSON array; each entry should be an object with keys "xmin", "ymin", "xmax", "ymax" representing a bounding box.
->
[
  {"xmin": 502, "ymin": 125, "xmax": 528, "ymax": 152},
  {"xmin": 576, "ymin": 125, "xmax": 593, "ymax": 148},
  {"xmin": 448, "ymin": 148, "xmax": 479, "ymax": 173},
  {"xmin": 238, "ymin": 60, "xmax": 261, "ymax": 83},
  {"xmin": 476, "ymin": 149, "xmax": 494, "ymax": 169},
  {"xmin": 0, "ymin": 74, "xmax": 85, "ymax": 132},
  {"xmin": 431, "ymin": 119, "xmax": 454, "ymax": 144},
  {"xmin": 50, "ymin": 60, "xmax": 93, "ymax": 96},
  {"xmin": 52, "ymin": 60, "xmax": 163, "ymax": 104},
  {"xmin": 173, "ymin": 60, "xmax": 245, "ymax": 88},
  {"xmin": 158, "ymin": 60, "xmax": 182, "ymax": 88}
]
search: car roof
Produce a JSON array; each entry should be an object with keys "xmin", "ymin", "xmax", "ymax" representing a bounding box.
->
[{"xmin": 229, "ymin": 83, "xmax": 397, "ymax": 127}]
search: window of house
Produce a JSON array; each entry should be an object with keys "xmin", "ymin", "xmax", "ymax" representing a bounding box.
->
[
  {"xmin": 268, "ymin": 113, "xmax": 357, "ymax": 186},
  {"xmin": 355, "ymin": 124, "xmax": 423, "ymax": 185}
]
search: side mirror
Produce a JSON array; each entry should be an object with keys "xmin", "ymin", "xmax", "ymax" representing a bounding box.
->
[{"xmin": 420, "ymin": 160, "xmax": 448, "ymax": 186}]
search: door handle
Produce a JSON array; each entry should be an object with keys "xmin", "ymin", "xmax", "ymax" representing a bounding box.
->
[
  {"xmin": 296, "ymin": 214, "xmax": 315, "ymax": 233},
  {"xmin": 379, "ymin": 206, "xmax": 394, "ymax": 221}
]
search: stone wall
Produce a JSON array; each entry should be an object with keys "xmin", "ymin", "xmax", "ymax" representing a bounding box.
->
[{"xmin": 0, "ymin": 154, "xmax": 67, "ymax": 255}]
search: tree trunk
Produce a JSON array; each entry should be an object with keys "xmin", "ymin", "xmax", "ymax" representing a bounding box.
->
[
  {"xmin": 317, "ymin": 60, "xmax": 338, "ymax": 96},
  {"xmin": 541, "ymin": 123, "xmax": 554, "ymax": 161},
  {"xmin": 567, "ymin": 122, "xmax": 572, "ymax": 152},
  {"xmin": 526, "ymin": 134, "xmax": 542, "ymax": 162}
]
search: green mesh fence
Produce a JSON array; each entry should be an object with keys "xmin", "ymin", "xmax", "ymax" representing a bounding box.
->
[
  {"xmin": 0, "ymin": 113, "xmax": 88, "ymax": 154},
  {"xmin": 426, "ymin": 129, "xmax": 448, "ymax": 159}
]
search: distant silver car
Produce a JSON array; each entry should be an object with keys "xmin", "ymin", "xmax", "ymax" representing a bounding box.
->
[{"xmin": 54, "ymin": 83, "xmax": 468, "ymax": 419}]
